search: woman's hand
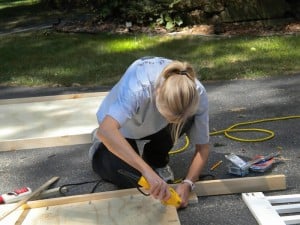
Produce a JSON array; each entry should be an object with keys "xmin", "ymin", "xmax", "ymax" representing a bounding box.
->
[
  {"xmin": 175, "ymin": 182, "xmax": 191, "ymax": 208},
  {"xmin": 143, "ymin": 170, "xmax": 171, "ymax": 202},
  {"xmin": 175, "ymin": 143, "xmax": 209, "ymax": 208}
]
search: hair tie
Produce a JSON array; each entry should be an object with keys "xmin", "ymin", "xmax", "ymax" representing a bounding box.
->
[{"xmin": 178, "ymin": 70, "xmax": 188, "ymax": 76}]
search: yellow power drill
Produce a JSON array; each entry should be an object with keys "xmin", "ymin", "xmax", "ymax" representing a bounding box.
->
[{"xmin": 118, "ymin": 169, "xmax": 182, "ymax": 208}]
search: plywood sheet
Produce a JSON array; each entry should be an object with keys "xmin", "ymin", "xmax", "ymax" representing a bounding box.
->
[
  {"xmin": 0, "ymin": 194, "xmax": 180, "ymax": 225},
  {"xmin": 0, "ymin": 93, "xmax": 107, "ymax": 151}
]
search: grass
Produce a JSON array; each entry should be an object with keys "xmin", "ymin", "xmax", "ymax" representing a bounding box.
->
[
  {"xmin": 0, "ymin": 1, "xmax": 299, "ymax": 87},
  {"xmin": 1, "ymin": 31, "xmax": 299, "ymax": 87}
]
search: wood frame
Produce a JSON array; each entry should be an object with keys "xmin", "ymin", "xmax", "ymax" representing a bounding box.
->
[
  {"xmin": 0, "ymin": 175, "xmax": 286, "ymax": 225},
  {"xmin": 0, "ymin": 187, "xmax": 181, "ymax": 225},
  {"xmin": 17, "ymin": 174, "xmax": 285, "ymax": 209},
  {"xmin": 0, "ymin": 92, "xmax": 108, "ymax": 152},
  {"xmin": 242, "ymin": 192, "xmax": 300, "ymax": 225}
]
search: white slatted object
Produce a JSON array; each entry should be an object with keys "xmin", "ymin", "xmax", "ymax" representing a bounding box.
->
[{"xmin": 242, "ymin": 192, "xmax": 300, "ymax": 225}]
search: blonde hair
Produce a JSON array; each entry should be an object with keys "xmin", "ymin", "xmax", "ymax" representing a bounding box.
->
[{"xmin": 156, "ymin": 60, "xmax": 199, "ymax": 143}]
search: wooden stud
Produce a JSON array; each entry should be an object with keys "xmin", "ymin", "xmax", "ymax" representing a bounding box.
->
[
  {"xmin": 194, "ymin": 174, "xmax": 286, "ymax": 196},
  {"xmin": 1, "ymin": 133, "xmax": 92, "ymax": 152},
  {"xmin": 0, "ymin": 92, "xmax": 108, "ymax": 105}
]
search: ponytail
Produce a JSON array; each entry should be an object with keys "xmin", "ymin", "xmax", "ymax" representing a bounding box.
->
[{"xmin": 156, "ymin": 61, "xmax": 199, "ymax": 143}]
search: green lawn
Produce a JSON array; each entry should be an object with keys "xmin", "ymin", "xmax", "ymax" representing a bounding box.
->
[
  {"xmin": 1, "ymin": 0, "xmax": 299, "ymax": 87},
  {"xmin": 1, "ymin": 31, "xmax": 299, "ymax": 87}
]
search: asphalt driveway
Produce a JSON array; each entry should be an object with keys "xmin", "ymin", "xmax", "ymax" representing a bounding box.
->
[{"xmin": 0, "ymin": 74, "xmax": 299, "ymax": 225}]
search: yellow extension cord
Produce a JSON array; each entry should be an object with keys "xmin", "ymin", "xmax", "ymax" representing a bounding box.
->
[{"xmin": 169, "ymin": 115, "xmax": 300, "ymax": 155}]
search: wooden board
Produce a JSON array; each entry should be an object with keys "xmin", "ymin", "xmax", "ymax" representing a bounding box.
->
[
  {"xmin": 0, "ymin": 93, "xmax": 108, "ymax": 151},
  {"xmin": 0, "ymin": 92, "xmax": 107, "ymax": 105},
  {"xmin": 0, "ymin": 193, "xmax": 180, "ymax": 225},
  {"xmin": 194, "ymin": 174, "xmax": 286, "ymax": 196}
]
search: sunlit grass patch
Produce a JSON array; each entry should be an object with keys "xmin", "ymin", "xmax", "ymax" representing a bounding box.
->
[{"xmin": 0, "ymin": 31, "xmax": 299, "ymax": 87}]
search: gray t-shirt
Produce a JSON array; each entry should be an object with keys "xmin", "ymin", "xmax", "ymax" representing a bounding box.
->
[{"xmin": 89, "ymin": 57, "xmax": 209, "ymax": 159}]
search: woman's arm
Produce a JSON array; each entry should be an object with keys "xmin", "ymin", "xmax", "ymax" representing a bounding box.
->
[
  {"xmin": 97, "ymin": 115, "xmax": 171, "ymax": 202},
  {"xmin": 176, "ymin": 143, "xmax": 210, "ymax": 208}
]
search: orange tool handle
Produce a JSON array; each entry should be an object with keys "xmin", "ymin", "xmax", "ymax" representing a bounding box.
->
[{"xmin": 138, "ymin": 176, "xmax": 182, "ymax": 208}]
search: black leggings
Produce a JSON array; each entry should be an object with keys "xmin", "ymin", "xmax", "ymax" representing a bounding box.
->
[{"xmin": 92, "ymin": 119, "xmax": 194, "ymax": 188}]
